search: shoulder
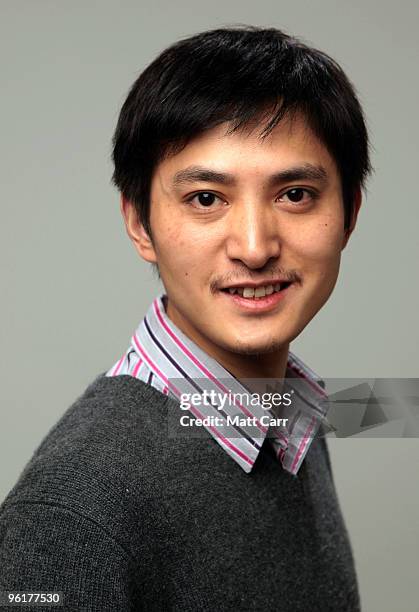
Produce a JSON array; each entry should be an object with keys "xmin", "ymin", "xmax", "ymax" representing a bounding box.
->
[{"xmin": 0, "ymin": 373, "xmax": 174, "ymax": 550}]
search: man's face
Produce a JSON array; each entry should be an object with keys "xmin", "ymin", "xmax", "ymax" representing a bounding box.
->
[{"xmin": 125, "ymin": 114, "xmax": 359, "ymax": 372}]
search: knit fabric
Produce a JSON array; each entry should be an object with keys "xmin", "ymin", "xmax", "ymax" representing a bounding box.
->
[{"xmin": 0, "ymin": 372, "xmax": 361, "ymax": 611}]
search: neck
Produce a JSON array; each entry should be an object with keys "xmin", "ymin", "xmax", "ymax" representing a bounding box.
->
[
  {"xmin": 164, "ymin": 296, "xmax": 289, "ymax": 381},
  {"xmin": 209, "ymin": 345, "xmax": 289, "ymax": 380}
]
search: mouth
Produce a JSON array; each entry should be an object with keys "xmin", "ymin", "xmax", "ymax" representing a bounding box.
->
[
  {"xmin": 219, "ymin": 281, "xmax": 295, "ymax": 312},
  {"xmin": 221, "ymin": 282, "xmax": 293, "ymax": 297}
]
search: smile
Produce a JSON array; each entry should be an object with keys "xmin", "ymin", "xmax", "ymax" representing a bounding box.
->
[
  {"xmin": 219, "ymin": 282, "xmax": 295, "ymax": 312},
  {"xmin": 221, "ymin": 283, "xmax": 292, "ymax": 298}
]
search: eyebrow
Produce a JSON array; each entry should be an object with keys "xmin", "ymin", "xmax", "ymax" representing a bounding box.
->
[{"xmin": 171, "ymin": 163, "xmax": 328, "ymax": 188}]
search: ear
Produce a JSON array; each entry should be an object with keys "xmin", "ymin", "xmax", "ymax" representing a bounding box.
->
[
  {"xmin": 119, "ymin": 195, "xmax": 157, "ymax": 263},
  {"xmin": 341, "ymin": 187, "xmax": 362, "ymax": 251}
]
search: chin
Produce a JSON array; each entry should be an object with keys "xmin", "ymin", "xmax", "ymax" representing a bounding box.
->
[{"xmin": 227, "ymin": 336, "xmax": 289, "ymax": 357}]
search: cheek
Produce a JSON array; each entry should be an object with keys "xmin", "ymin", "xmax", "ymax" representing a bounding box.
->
[
  {"xmin": 158, "ymin": 217, "xmax": 220, "ymax": 258},
  {"xmin": 286, "ymin": 221, "xmax": 344, "ymax": 268},
  {"xmin": 152, "ymin": 221, "xmax": 216, "ymax": 284}
]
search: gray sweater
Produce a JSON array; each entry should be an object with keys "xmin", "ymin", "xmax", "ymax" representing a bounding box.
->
[{"xmin": 0, "ymin": 373, "xmax": 361, "ymax": 611}]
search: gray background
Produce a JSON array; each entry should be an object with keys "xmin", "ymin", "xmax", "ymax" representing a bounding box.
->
[{"xmin": 1, "ymin": 1, "xmax": 418, "ymax": 610}]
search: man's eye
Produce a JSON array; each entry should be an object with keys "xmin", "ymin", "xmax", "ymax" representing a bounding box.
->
[
  {"xmin": 277, "ymin": 188, "xmax": 316, "ymax": 205},
  {"xmin": 186, "ymin": 192, "xmax": 223, "ymax": 207}
]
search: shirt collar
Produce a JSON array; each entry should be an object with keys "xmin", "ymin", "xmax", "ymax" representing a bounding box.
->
[{"xmin": 129, "ymin": 292, "xmax": 329, "ymax": 476}]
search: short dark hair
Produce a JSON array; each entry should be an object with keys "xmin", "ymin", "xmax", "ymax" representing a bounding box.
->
[{"xmin": 112, "ymin": 25, "xmax": 371, "ymax": 239}]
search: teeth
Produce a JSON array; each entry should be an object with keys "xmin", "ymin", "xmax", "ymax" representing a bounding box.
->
[
  {"xmin": 243, "ymin": 287, "xmax": 255, "ymax": 298},
  {"xmin": 225, "ymin": 283, "xmax": 285, "ymax": 298},
  {"xmin": 254, "ymin": 286, "xmax": 266, "ymax": 298}
]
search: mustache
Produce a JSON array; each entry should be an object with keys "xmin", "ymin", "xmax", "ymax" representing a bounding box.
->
[{"xmin": 210, "ymin": 268, "xmax": 302, "ymax": 293}]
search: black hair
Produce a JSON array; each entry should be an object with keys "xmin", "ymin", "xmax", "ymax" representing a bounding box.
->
[{"xmin": 112, "ymin": 25, "xmax": 371, "ymax": 239}]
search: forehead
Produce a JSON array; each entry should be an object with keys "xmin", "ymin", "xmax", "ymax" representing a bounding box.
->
[{"xmin": 155, "ymin": 113, "xmax": 339, "ymax": 183}]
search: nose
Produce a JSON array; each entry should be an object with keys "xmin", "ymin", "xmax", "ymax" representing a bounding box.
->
[{"xmin": 225, "ymin": 201, "xmax": 281, "ymax": 269}]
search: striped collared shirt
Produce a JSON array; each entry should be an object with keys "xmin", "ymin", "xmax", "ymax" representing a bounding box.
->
[{"xmin": 106, "ymin": 293, "xmax": 329, "ymax": 476}]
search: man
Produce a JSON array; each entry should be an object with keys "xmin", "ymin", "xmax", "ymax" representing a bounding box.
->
[{"xmin": 0, "ymin": 26, "xmax": 370, "ymax": 611}]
